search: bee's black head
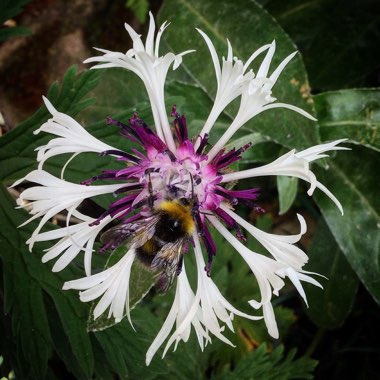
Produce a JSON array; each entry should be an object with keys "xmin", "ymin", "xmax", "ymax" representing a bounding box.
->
[{"xmin": 179, "ymin": 197, "xmax": 191, "ymax": 206}]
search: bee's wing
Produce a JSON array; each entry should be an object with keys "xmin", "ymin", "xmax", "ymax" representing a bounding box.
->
[
  {"xmin": 151, "ymin": 239, "xmax": 185, "ymax": 293},
  {"xmin": 100, "ymin": 215, "xmax": 159, "ymax": 250},
  {"xmin": 100, "ymin": 223, "xmax": 134, "ymax": 247},
  {"xmin": 130, "ymin": 215, "xmax": 160, "ymax": 249}
]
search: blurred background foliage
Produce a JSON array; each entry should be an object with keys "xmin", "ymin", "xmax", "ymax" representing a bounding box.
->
[{"xmin": 0, "ymin": 0, "xmax": 379, "ymax": 379}]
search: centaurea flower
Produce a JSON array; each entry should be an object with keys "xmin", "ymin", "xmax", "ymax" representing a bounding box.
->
[{"xmin": 14, "ymin": 12, "xmax": 348, "ymax": 364}]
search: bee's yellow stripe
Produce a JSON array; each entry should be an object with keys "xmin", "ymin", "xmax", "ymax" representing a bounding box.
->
[{"xmin": 157, "ymin": 200, "xmax": 195, "ymax": 235}]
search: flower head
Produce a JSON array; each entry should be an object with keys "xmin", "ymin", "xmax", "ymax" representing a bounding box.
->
[{"xmin": 13, "ymin": 14, "xmax": 348, "ymax": 365}]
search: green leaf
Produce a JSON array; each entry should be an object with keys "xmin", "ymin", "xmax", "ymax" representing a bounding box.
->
[
  {"xmin": 314, "ymin": 89, "xmax": 380, "ymax": 152},
  {"xmin": 77, "ymin": 69, "xmax": 150, "ymax": 124},
  {"xmin": 0, "ymin": 188, "xmax": 52, "ymax": 379},
  {"xmin": 0, "ymin": 186, "xmax": 95, "ymax": 379},
  {"xmin": 0, "ymin": 65, "xmax": 101, "ymax": 185},
  {"xmin": 213, "ymin": 344, "xmax": 317, "ymax": 380},
  {"xmin": 125, "ymin": 0, "xmax": 150, "ymax": 23},
  {"xmin": 93, "ymin": 308, "xmax": 168, "ymax": 379},
  {"xmin": 159, "ymin": 0, "xmax": 320, "ymax": 151},
  {"xmin": 0, "ymin": 26, "xmax": 31, "ymax": 41},
  {"xmin": 277, "ymin": 176, "xmax": 298, "ymax": 215},
  {"xmin": 305, "ymin": 218, "xmax": 359, "ymax": 328},
  {"xmin": 314, "ymin": 145, "xmax": 380, "ymax": 304},
  {"xmin": 259, "ymin": 0, "xmax": 380, "ymax": 90},
  {"xmin": 0, "ymin": 0, "xmax": 32, "ymax": 41}
]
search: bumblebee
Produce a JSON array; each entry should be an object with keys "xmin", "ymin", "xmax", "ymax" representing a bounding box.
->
[{"xmin": 101, "ymin": 197, "xmax": 195, "ymax": 293}]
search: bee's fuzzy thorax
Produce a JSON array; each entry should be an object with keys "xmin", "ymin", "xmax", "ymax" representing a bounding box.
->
[{"xmin": 157, "ymin": 200, "xmax": 195, "ymax": 235}]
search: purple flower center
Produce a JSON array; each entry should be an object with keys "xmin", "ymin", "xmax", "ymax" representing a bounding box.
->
[{"xmin": 83, "ymin": 107, "xmax": 260, "ymax": 275}]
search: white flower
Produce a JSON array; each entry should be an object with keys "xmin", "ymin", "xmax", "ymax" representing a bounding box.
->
[
  {"xmin": 35, "ymin": 97, "xmax": 117, "ymax": 172},
  {"xmin": 220, "ymin": 204, "xmax": 308, "ymax": 268},
  {"xmin": 221, "ymin": 139, "xmax": 349, "ymax": 214},
  {"xmin": 12, "ymin": 170, "xmax": 125, "ymax": 246},
  {"xmin": 208, "ymin": 214, "xmax": 286, "ymax": 338},
  {"xmin": 205, "ymin": 40, "xmax": 317, "ymax": 162},
  {"xmin": 208, "ymin": 213, "xmax": 322, "ymax": 338},
  {"xmin": 29, "ymin": 216, "xmax": 113, "ymax": 275},
  {"xmin": 13, "ymin": 13, "xmax": 348, "ymax": 366},
  {"xmin": 84, "ymin": 12, "xmax": 194, "ymax": 152},
  {"xmin": 146, "ymin": 265, "xmax": 209, "ymax": 366},
  {"xmin": 146, "ymin": 234, "xmax": 262, "ymax": 365},
  {"xmin": 197, "ymin": 29, "xmax": 271, "ymax": 138},
  {"xmin": 192, "ymin": 233, "xmax": 262, "ymax": 338},
  {"xmin": 63, "ymin": 248, "xmax": 136, "ymax": 324},
  {"xmin": 277, "ymin": 267, "xmax": 323, "ymax": 307},
  {"xmin": 217, "ymin": 204, "xmax": 323, "ymax": 307}
]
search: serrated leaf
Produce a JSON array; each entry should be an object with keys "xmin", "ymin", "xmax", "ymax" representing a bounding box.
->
[
  {"xmin": 213, "ymin": 344, "xmax": 317, "ymax": 380},
  {"xmin": 0, "ymin": 187, "xmax": 52, "ymax": 379},
  {"xmin": 94, "ymin": 308, "xmax": 168, "ymax": 379},
  {"xmin": 159, "ymin": 0, "xmax": 320, "ymax": 151},
  {"xmin": 305, "ymin": 218, "xmax": 359, "ymax": 328},
  {"xmin": 0, "ymin": 186, "xmax": 95, "ymax": 379},
  {"xmin": 314, "ymin": 145, "xmax": 380, "ymax": 304},
  {"xmin": 277, "ymin": 176, "xmax": 298, "ymax": 215},
  {"xmin": 0, "ymin": 66, "xmax": 101, "ymax": 184},
  {"xmin": 314, "ymin": 89, "xmax": 380, "ymax": 152}
]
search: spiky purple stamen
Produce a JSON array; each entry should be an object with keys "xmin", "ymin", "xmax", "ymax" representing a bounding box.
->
[
  {"xmin": 195, "ymin": 133, "xmax": 209, "ymax": 156},
  {"xmin": 172, "ymin": 106, "xmax": 189, "ymax": 144},
  {"xmin": 91, "ymin": 110, "xmax": 259, "ymax": 275},
  {"xmin": 100, "ymin": 149, "xmax": 141, "ymax": 163}
]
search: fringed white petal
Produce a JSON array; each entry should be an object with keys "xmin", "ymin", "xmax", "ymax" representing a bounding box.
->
[
  {"xmin": 84, "ymin": 17, "xmax": 193, "ymax": 152},
  {"xmin": 221, "ymin": 140, "xmax": 348, "ymax": 214},
  {"xmin": 220, "ymin": 205, "xmax": 309, "ymax": 268},
  {"xmin": 31, "ymin": 216, "xmax": 113, "ymax": 275},
  {"xmin": 208, "ymin": 215, "xmax": 286, "ymax": 337},
  {"xmin": 34, "ymin": 97, "xmax": 116, "ymax": 169},
  {"xmin": 197, "ymin": 30, "xmax": 269, "ymax": 140},
  {"xmin": 145, "ymin": 265, "xmax": 208, "ymax": 365},
  {"xmin": 15, "ymin": 170, "xmax": 125, "ymax": 246},
  {"xmin": 63, "ymin": 249, "xmax": 136, "ymax": 324},
  {"xmin": 206, "ymin": 41, "xmax": 316, "ymax": 161}
]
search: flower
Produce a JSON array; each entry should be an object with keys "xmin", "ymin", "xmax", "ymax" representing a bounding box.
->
[{"xmin": 13, "ymin": 13, "xmax": 348, "ymax": 365}]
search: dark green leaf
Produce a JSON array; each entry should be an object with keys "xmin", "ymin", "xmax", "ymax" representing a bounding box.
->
[
  {"xmin": 0, "ymin": 26, "xmax": 31, "ymax": 42},
  {"xmin": 258, "ymin": 0, "xmax": 380, "ymax": 90},
  {"xmin": 0, "ymin": 0, "xmax": 32, "ymax": 41},
  {"xmin": 125, "ymin": 0, "xmax": 150, "ymax": 23},
  {"xmin": 159, "ymin": 0, "xmax": 320, "ymax": 150},
  {"xmin": 0, "ymin": 66, "xmax": 101, "ymax": 184},
  {"xmin": 0, "ymin": 187, "xmax": 52, "ymax": 379},
  {"xmin": 0, "ymin": 186, "xmax": 95, "ymax": 379},
  {"xmin": 314, "ymin": 89, "xmax": 380, "ymax": 152},
  {"xmin": 213, "ymin": 344, "xmax": 317, "ymax": 380},
  {"xmin": 314, "ymin": 145, "xmax": 380, "ymax": 304},
  {"xmin": 77, "ymin": 69, "xmax": 150, "ymax": 124},
  {"xmin": 305, "ymin": 218, "xmax": 359, "ymax": 328},
  {"xmin": 94, "ymin": 308, "xmax": 168, "ymax": 379}
]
